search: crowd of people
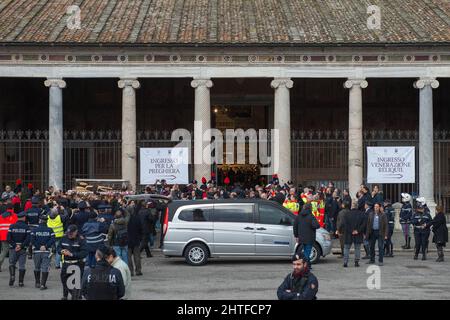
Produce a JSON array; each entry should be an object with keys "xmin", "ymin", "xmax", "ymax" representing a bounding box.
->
[{"xmin": 0, "ymin": 174, "xmax": 448, "ymax": 300}]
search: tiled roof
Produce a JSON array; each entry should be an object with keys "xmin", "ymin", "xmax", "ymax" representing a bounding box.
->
[{"xmin": 0, "ymin": 0, "xmax": 449, "ymax": 45}]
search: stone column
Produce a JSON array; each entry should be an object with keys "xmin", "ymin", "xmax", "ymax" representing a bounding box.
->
[
  {"xmin": 344, "ymin": 79, "xmax": 368, "ymax": 202},
  {"xmin": 118, "ymin": 79, "xmax": 140, "ymax": 191},
  {"xmin": 44, "ymin": 78, "xmax": 66, "ymax": 192},
  {"xmin": 271, "ymin": 78, "xmax": 293, "ymax": 185},
  {"xmin": 414, "ymin": 78, "xmax": 439, "ymax": 216},
  {"xmin": 191, "ymin": 79, "xmax": 213, "ymax": 183}
]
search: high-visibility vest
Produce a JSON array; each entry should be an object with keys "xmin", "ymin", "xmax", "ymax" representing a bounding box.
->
[
  {"xmin": 283, "ymin": 200, "xmax": 299, "ymax": 215},
  {"xmin": 47, "ymin": 215, "xmax": 64, "ymax": 238},
  {"xmin": 311, "ymin": 200, "xmax": 325, "ymax": 228},
  {"xmin": 300, "ymin": 193, "xmax": 309, "ymax": 204}
]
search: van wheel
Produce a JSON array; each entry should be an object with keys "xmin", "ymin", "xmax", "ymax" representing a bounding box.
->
[
  {"xmin": 184, "ymin": 243, "xmax": 209, "ymax": 266},
  {"xmin": 310, "ymin": 243, "xmax": 322, "ymax": 264}
]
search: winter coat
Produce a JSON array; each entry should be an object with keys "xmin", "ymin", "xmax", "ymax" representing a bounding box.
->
[
  {"xmin": 357, "ymin": 193, "xmax": 370, "ymax": 211},
  {"xmin": 127, "ymin": 212, "xmax": 144, "ymax": 248},
  {"xmin": 341, "ymin": 209, "xmax": 366, "ymax": 244},
  {"xmin": 108, "ymin": 218, "xmax": 128, "ymax": 247},
  {"xmin": 277, "ymin": 271, "xmax": 318, "ymax": 300},
  {"xmin": 336, "ymin": 208, "xmax": 350, "ymax": 237},
  {"xmin": 111, "ymin": 257, "xmax": 132, "ymax": 299},
  {"xmin": 370, "ymin": 192, "xmax": 384, "ymax": 205},
  {"xmin": 431, "ymin": 212, "xmax": 448, "ymax": 245},
  {"xmin": 293, "ymin": 207, "xmax": 320, "ymax": 245}
]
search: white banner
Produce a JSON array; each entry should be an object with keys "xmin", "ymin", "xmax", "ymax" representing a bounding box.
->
[
  {"xmin": 140, "ymin": 148, "xmax": 189, "ymax": 185},
  {"xmin": 367, "ymin": 147, "xmax": 415, "ymax": 183}
]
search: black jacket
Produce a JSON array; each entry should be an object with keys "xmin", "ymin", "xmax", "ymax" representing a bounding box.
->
[
  {"xmin": 277, "ymin": 271, "xmax": 318, "ymax": 300},
  {"xmin": 7, "ymin": 221, "xmax": 31, "ymax": 249},
  {"xmin": 56, "ymin": 234, "xmax": 88, "ymax": 262},
  {"xmin": 127, "ymin": 212, "xmax": 144, "ymax": 248},
  {"xmin": 431, "ymin": 212, "xmax": 448, "ymax": 245},
  {"xmin": 293, "ymin": 207, "xmax": 320, "ymax": 245},
  {"xmin": 81, "ymin": 260, "xmax": 125, "ymax": 300},
  {"xmin": 342, "ymin": 209, "xmax": 366, "ymax": 245},
  {"xmin": 357, "ymin": 193, "xmax": 370, "ymax": 211}
]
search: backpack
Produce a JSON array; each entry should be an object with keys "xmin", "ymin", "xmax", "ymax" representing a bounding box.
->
[{"xmin": 115, "ymin": 227, "xmax": 128, "ymax": 247}]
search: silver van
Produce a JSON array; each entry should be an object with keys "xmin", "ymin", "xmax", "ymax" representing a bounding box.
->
[{"xmin": 162, "ymin": 199, "xmax": 332, "ymax": 266}]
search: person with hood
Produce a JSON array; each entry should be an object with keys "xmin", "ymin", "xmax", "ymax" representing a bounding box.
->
[
  {"xmin": 430, "ymin": 205, "xmax": 448, "ymax": 262},
  {"xmin": 293, "ymin": 203, "xmax": 320, "ymax": 269},
  {"xmin": 82, "ymin": 211, "xmax": 109, "ymax": 268},
  {"xmin": 400, "ymin": 193, "xmax": 413, "ymax": 249},
  {"xmin": 0, "ymin": 204, "xmax": 18, "ymax": 272},
  {"xmin": 81, "ymin": 245, "xmax": 125, "ymax": 300},
  {"xmin": 30, "ymin": 214, "xmax": 55, "ymax": 289},
  {"xmin": 7, "ymin": 211, "xmax": 31, "ymax": 287},
  {"xmin": 108, "ymin": 209, "xmax": 129, "ymax": 264},
  {"xmin": 277, "ymin": 253, "xmax": 318, "ymax": 300},
  {"xmin": 411, "ymin": 197, "xmax": 432, "ymax": 260}
]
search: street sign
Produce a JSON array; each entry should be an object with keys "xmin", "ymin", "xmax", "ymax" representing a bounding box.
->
[
  {"xmin": 140, "ymin": 147, "xmax": 189, "ymax": 185},
  {"xmin": 367, "ymin": 146, "xmax": 415, "ymax": 183}
]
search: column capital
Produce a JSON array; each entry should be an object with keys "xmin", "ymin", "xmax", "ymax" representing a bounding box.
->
[
  {"xmin": 118, "ymin": 78, "xmax": 140, "ymax": 89},
  {"xmin": 271, "ymin": 78, "xmax": 293, "ymax": 89},
  {"xmin": 191, "ymin": 79, "xmax": 213, "ymax": 89},
  {"xmin": 44, "ymin": 78, "xmax": 66, "ymax": 88},
  {"xmin": 344, "ymin": 79, "xmax": 368, "ymax": 89},
  {"xmin": 414, "ymin": 78, "xmax": 439, "ymax": 89}
]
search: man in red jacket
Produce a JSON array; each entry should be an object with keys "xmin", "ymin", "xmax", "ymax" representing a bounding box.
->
[{"xmin": 0, "ymin": 205, "xmax": 18, "ymax": 271}]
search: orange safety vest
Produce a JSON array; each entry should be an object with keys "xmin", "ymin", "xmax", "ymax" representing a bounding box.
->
[
  {"xmin": 311, "ymin": 200, "xmax": 325, "ymax": 228},
  {"xmin": 283, "ymin": 200, "xmax": 299, "ymax": 215}
]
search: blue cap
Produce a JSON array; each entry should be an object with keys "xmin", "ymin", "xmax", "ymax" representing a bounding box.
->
[
  {"xmin": 78, "ymin": 201, "xmax": 88, "ymax": 209},
  {"xmin": 31, "ymin": 196, "xmax": 40, "ymax": 205},
  {"xmin": 17, "ymin": 211, "xmax": 26, "ymax": 218}
]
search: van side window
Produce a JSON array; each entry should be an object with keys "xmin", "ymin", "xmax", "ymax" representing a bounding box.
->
[
  {"xmin": 259, "ymin": 203, "xmax": 293, "ymax": 225},
  {"xmin": 213, "ymin": 205, "xmax": 254, "ymax": 223},
  {"xmin": 178, "ymin": 207, "xmax": 212, "ymax": 222}
]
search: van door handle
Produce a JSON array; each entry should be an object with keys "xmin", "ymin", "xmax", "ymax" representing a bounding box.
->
[
  {"xmin": 244, "ymin": 227, "xmax": 254, "ymax": 230},
  {"xmin": 257, "ymin": 227, "xmax": 266, "ymax": 231}
]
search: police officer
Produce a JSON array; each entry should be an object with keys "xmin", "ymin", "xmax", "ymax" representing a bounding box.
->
[
  {"xmin": 277, "ymin": 253, "xmax": 318, "ymax": 300},
  {"xmin": 97, "ymin": 205, "xmax": 114, "ymax": 227},
  {"xmin": 81, "ymin": 211, "xmax": 109, "ymax": 268},
  {"xmin": 81, "ymin": 245, "xmax": 125, "ymax": 300},
  {"xmin": 57, "ymin": 224, "xmax": 88, "ymax": 300},
  {"xmin": 7, "ymin": 211, "xmax": 30, "ymax": 287},
  {"xmin": 25, "ymin": 196, "xmax": 43, "ymax": 259},
  {"xmin": 30, "ymin": 215, "xmax": 55, "ymax": 290},
  {"xmin": 411, "ymin": 197, "xmax": 432, "ymax": 260},
  {"xmin": 400, "ymin": 193, "xmax": 413, "ymax": 249},
  {"xmin": 383, "ymin": 199, "xmax": 395, "ymax": 258}
]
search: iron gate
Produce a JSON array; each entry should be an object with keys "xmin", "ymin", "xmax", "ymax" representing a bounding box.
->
[{"xmin": 1, "ymin": 129, "xmax": 450, "ymax": 209}]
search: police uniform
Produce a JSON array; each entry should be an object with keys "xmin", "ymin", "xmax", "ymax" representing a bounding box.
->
[
  {"xmin": 25, "ymin": 198, "xmax": 43, "ymax": 259},
  {"xmin": 81, "ymin": 213, "xmax": 109, "ymax": 268},
  {"xmin": 7, "ymin": 212, "xmax": 31, "ymax": 287},
  {"xmin": 400, "ymin": 202, "xmax": 413, "ymax": 249},
  {"xmin": 384, "ymin": 204, "xmax": 395, "ymax": 257},
  {"xmin": 31, "ymin": 215, "xmax": 55, "ymax": 289},
  {"xmin": 411, "ymin": 206, "xmax": 432, "ymax": 260},
  {"xmin": 97, "ymin": 205, "xmax": 114, "ymax": 227},
  {"xmin": 81, "ymin": 246, "xmax": 125, "ymax": 300},
  {"xmin": 57, "ymin": 225, "xmax": 88, "ymax": 300}
]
